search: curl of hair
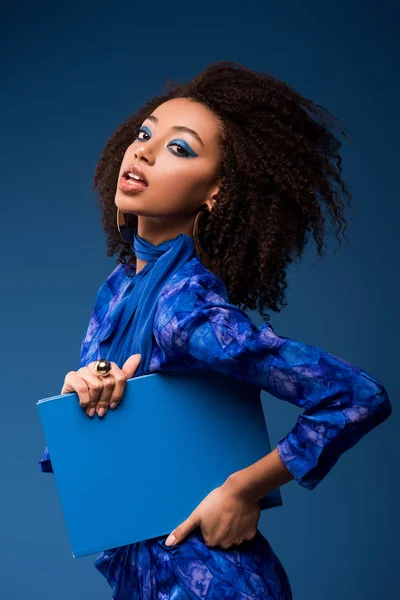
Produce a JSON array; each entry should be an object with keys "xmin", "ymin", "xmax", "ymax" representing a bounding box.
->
[{"xmin": 93, "ymin": 60, "xmax": 352, "ymax": 321}]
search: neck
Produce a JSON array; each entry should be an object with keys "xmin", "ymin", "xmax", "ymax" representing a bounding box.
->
[
  {"xmin": 135, "ymin": 215, "xmax": 196, "ymax": 274},
  {"xmin": 137, "ymin": 215, "xmax": 195, "ymax": 247}
]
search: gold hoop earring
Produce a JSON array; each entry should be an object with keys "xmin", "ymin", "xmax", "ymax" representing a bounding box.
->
[
  {"xmin": 117, "ymin": 207, "xmax": 135, "ymax": 244},
  {"xmin": 192, "ymin": 205, "xmax": 210, "ymax": 260}
]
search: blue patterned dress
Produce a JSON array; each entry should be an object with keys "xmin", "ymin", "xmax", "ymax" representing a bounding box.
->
[{"xmin": 39, "ymin": 256, "xmax": 392, "ymax": 600}]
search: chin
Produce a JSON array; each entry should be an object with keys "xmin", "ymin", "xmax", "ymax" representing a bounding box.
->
[{"xmin": 115, "ymin": 190, "xmax": 144, "ymax": 211}]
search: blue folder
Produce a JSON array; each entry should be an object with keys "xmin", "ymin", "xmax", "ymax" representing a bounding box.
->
[{"xmin": 37, "ymin": 369, "xmax": 282, "ymax": 558}]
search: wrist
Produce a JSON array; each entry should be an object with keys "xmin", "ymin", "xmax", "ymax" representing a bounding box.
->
[
  {"xmin": 223, "ymin": 448, "xmax": 294, "ymax": 503},
  {"xmin": 223, "ymin": 470, "xmax": 257, "ymax": 502}
]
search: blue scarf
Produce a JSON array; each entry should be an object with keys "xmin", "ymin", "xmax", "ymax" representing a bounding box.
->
[{"xmin": 79, "ymin": 226, "xmax": 196, "ymax": 377}]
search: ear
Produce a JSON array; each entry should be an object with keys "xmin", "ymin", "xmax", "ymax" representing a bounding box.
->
[{"xmin": 204, "ymin": 180, "xmax": 220, "ymax": 211}]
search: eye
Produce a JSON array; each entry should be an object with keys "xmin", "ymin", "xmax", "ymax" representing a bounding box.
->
[
  {"xmin": 168, "ymin": 139, "xmax": 197, "ymax": 158},
  {"xmin": 168, "ymin": 143, "xmax": 190, "ymax": 157},
  {"xmin": 135, "ymin": 127, "xmax": 197, "ymax": 158},
  {"xmin": 136, "ymin": 128, "xmax": 150, "ymax": 141}
]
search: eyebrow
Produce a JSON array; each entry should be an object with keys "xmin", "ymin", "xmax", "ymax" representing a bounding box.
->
[{"xmin": 144, "ymin": 114, "xmax": 204, "ymax": 147}]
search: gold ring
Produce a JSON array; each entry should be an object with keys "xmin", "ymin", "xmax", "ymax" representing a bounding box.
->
[{"xmin": 94, "ymin": 359, "xmax": 112, "ymax": 377}]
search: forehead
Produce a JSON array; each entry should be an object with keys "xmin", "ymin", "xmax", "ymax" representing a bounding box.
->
[{"xmin": 149, "ymin": 98, "xmax": 221, "ymax": 142}]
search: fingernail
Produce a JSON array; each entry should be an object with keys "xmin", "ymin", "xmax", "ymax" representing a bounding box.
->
[
  {"xmin": 98, "ymin": 407, "xmax": 105, "ymax": 417},
  {"xmin": 89, "ymin": 408, "xmax": 95, "ymax": 417},
  {"xmin": 110, "ymin": 403, "xmax": 117, "ymax": 409},
  {"xmin": 165, "ymin": 534, "xmax": 176, "ymax": 547}
]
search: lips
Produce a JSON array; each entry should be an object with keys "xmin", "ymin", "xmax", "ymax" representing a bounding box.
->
[
  {"xmin": 118, "ymin": 162, "xmax": 149, "ymax": 195},
  {"xmin": 121, "ymin": 163, "xmax": 148, "ymax": 186},
  {"xmin": 118, "ymin": 175, "xmax": 148, "ymax": 194}
]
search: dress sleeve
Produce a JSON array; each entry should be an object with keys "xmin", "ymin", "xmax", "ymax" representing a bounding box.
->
[
  {"xmin": 152, "ymin": 271, "xmax": 392, "ymax": 491},
  {"xmin": 38, "ymin": 445, "xmax": 54, "ymax": 474}
]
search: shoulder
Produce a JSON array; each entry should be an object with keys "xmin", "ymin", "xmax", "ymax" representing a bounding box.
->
[
  {"xmin": 154, "ymin": 257, "xmax": 230, "ymax": 330},
  {"xmin": 151, "ymin": 256, "xmax": 273, "ymax": 367},
  {"xmin": 159, "ymin": 256, "xmax": 229, "ymax": 305}
]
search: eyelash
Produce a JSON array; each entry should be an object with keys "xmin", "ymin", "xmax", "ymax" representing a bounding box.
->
[{"xmin": 135, "ymin": 128, "xmax": 193, "ymax": 158}]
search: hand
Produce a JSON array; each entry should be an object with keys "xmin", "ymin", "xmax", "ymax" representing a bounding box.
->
[
  {"xmin": 164, "ymin": 477, "xmax": 261, "ymax": 549},
  {"xmin": 60, "ymin": 354, "xmax": 141, "ymax": 418}
]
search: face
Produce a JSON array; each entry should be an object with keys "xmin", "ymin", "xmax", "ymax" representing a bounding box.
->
[{"xmin": 115, "ymin": 97, "xmax": 222, "ymax": 231}]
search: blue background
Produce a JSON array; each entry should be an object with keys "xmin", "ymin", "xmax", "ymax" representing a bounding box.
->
[{"xmin": 1, "ymin": 1, "xmax": 397, "ymax": 599}]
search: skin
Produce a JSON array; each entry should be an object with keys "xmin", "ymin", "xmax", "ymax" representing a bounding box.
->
[
  {"xmin": 61, "ymin": 97, "xmax": 294, "ymax": 550},
  {"xmin": 115, "ymin": 97, "xmax": 222, "ymax": 273}
]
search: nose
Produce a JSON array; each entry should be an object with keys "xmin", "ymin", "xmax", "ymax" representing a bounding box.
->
[{"xmin": 135, "ymin": 142, "xmax": 154, "ymax": 164}]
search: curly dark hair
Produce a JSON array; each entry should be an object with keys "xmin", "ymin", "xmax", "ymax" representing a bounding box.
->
[{"xmin": 93, "ymin": 60, "xmax": 352, "ymax": 321}]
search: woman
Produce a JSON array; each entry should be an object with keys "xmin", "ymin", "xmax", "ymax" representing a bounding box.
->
[{"xmin": 38, "ymin": 61, "xmax": 392, "ymax": 600}]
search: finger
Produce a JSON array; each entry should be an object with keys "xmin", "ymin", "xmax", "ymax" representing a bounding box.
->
[
  {"xmin": 74, "ymin": 366, "xmax": 106, "ymax": 417},
  {"xmin": 244, "ymin": 527, "xmax": 258, "ymax": 541},
  {"xmin": 61, "ymin": 370, "xmax": 103, "ymax": 410},
  {"xmin": 165, "ymin": 510, "xmax": 200, "ymax": 547},
  {"xmin": 121, "ymin": 354, "xmax": 141, "ymax": 380},
  {"xmin": 88, "ymin": 363, "xmax": 116, "ymax": 416},
  {"xmin": 106, "ymin": 363, "xmax": 128, "ymax": 409},
  {"xmin": 75, "ymin": 366, "xmax": 107, "ymax": 406},
  {"xmin": 75, "ymin": 366, "xmax": 109, "ymax": 417}
]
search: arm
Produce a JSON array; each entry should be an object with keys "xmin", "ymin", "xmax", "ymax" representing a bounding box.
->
[
  {"xmin": 152, "ymin": 270, "xmax": 392, "ymax": 492},
  {"xmin": 225, "ymin": 447, "xmax": 295, "ymax": 503}
]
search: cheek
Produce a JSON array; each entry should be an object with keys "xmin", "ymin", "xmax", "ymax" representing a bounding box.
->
[
  {"xmin": 122, "ymin": 145, "xmax": 134, "ymax": 162},
  {"xmin": 156, "ymin": 160, "xmax": 214, "ymax": 200},
  {"xmin": 165, "ymin": 175, "xmax": 202, "ymax": 197}
]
